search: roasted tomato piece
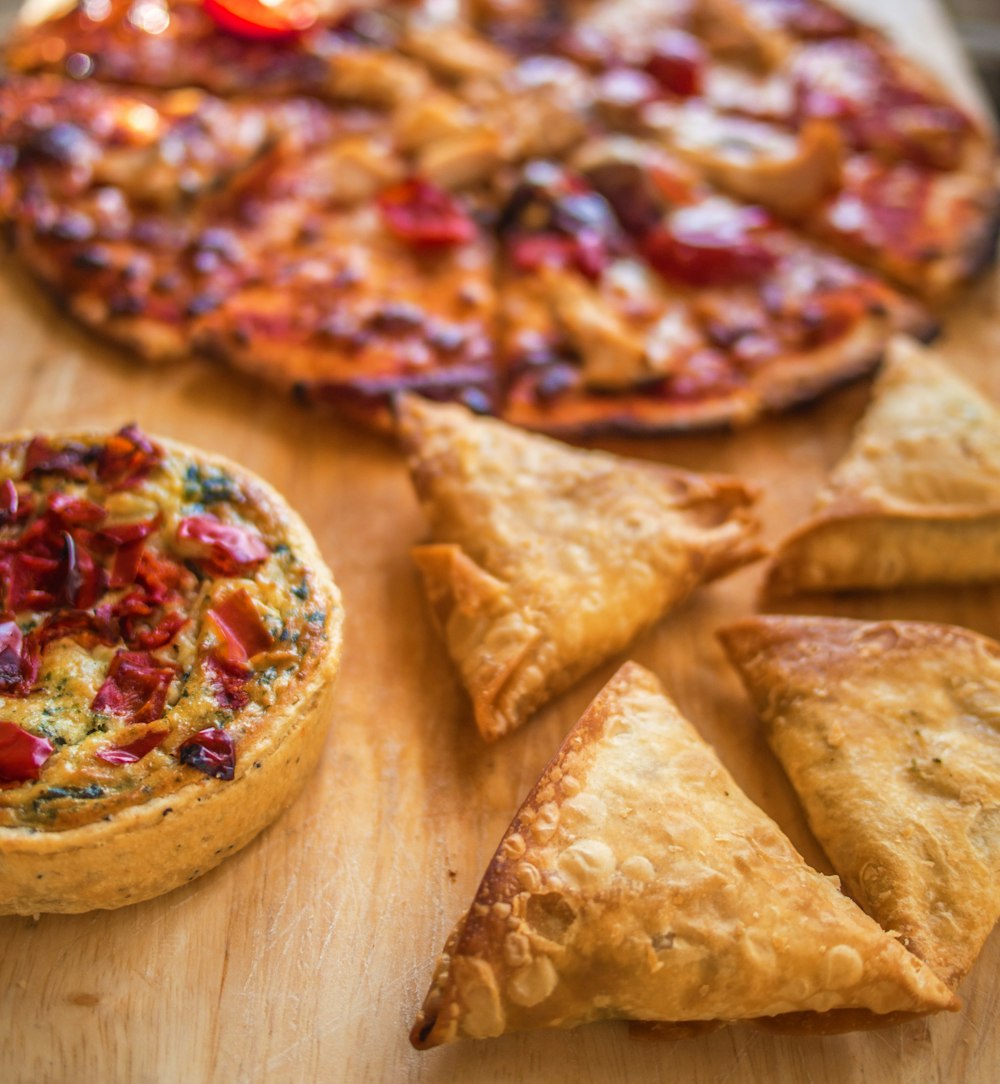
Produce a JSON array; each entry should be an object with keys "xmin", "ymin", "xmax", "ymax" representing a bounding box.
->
[
  {"xmin": 0, "ymin": 480, "xmax": 19, "ymax": 524},
  {"xmin": 0, "ymin": 720, "xmax": 53, "ymax": 784},
  {"xmin": 178, "ymin": 728, "xmax": 236, "ymax": 780},
  {"xmin": 176, "ymin": 514, "xmax": 270, "ymax": 575},
  {"xmin": 202, "ymin": 0, "xmax": 319, "ymax": 40},
  {"xmin": 207, "ymin": 588, "xmax": 272, "ymax": 671},
  {"xmin": 643, "ymin": 202, "xmax": 776, "ymax": 287},
  {"xmin": 378, "ymin": 179, "xmax": 477, "ymax": 248},
  {"xmin": 643, "ymin": 31, "xmax": 705, "ymax": 98},
  {"xmin": 509, "ymin": 232, "xmax": 609, "ymax": 281},
  {"xmin": 97, "ymin": 425, "xmax": 164, "ymax": 489},
  {"xmin": 92, "ymin": 651, "xmax": 177, "ymax": 725},
  {"xmin": 95, "ymin": 728, "xmax": 168, "ymax": 765}
]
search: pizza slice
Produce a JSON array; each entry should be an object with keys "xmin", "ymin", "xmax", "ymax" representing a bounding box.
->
[
  {"xmin": 0, "ymin": 73, "xmax": 363, "ymax": 361},
  {"xmin": 498, "ymin": 145, "xmax": 932, "ymax": 435},
  {"xmin": 696, "ymin": 0, "xmax": 989, "ymax": 169},
  {"xmin": 193, "ymin": 179, "xmax": 499, "ymax": 429},
  {"xmin": 397, "ymin": 395, "xmax": 763, "ymax": 741},
  {"xmin": 411, "ymin": 661, "xmax": 957, "ymax": 1047},
  {"xmin": 765, "ymin": 336, "xmax": 1000, "ymax": 595},
  {"xmin": 639, "ymin": 100, "xmax": 998, "ymax": 299},
  {"xmin": 720, "ymin": 614, "xmax": 1000, "ymax": 988}
]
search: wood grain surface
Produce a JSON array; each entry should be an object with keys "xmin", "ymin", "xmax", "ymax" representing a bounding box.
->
[{"xmin": 1, "ymin": 2, "xmax": 999, "ymax": 1081}]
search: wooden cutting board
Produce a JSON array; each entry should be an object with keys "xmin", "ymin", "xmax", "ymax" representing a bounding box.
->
[{"xmin": 1, "ymin": 2, "xmax": 999, "ymax": 1080}]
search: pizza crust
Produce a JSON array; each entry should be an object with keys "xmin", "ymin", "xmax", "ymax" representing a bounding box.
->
[{"xmin": 0, "ymin": 434, "xmax": 345, "ymax": 914}]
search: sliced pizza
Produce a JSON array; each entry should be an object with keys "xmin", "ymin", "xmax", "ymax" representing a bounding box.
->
[
  {"xmin": 0, "ymin": 0, "xmax": 995, "ymax": 436},
  {"xmin": 765, "ymin": 336, "xmax": 1000, "ymax": 595},
  {"xmin": 498, "ymin": 146, "xmax": 933, "ymax": 435},
  {"xmin": 0, "ymin": 73, "xmax": 347, "ymax": 360},
  {"xmin": 411, "ymin": 661, "xmax": 957, "ymax": 1047},
  {"xmin": 639, "ymin": 100, "xmax": 999, "ymax": 299},
  {"xmin": 397, "ymin": 395, "xmax": 763, "ymax": 740},
  {"xmin": 720, "ymin": 614, "xmax": 1000, "ymax": 988}
]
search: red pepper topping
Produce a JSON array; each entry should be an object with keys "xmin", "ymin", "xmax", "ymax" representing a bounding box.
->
[
  {"xmin": 378, "ymin": 179, "xmax": 476, "ymax": 249},
  {"xmin": 510, "ymin": 232, "xmax": 609, "ymax": 282},
  {"xmin": 0, "ymin": 720, "xmax": 53, "ymax": 784},
  {"xmin": 207, "ymin": 588, "xmax": 272, "ymax": 671},
  {"xmin": 642, "ymin": 204, "xmax": 777, "ymax": 287},
  {"xmin": 95, "ymin": 728, "xmax": 168, "ymax": 765},
  {"xmin": 96, "ymin": 425, "xmax": 163, "ymax": 489},
  {"xmin": 176, "ymin": 514, "xmax": 270, "ymax": 576},
  {"xmin": 202, "ymin": 0, "xmax": 318, "ymax": 40},
  {"xmin": 0, "ymin": 619, "xmax": 24, "ymax": 686},
  {"xmin": 36, "ymin": 606, "xmax": 118, "ymax": 652},
  {"xmin": 101, "ymin": 520, "xmax": 158, "ymax": 547},
  {"xmin": 0, "ymin": 480, "xmax": 18, "ymax": 524},
  {"xmin": 92, "ymin": 650, "xmax": 176, "ymax": 725},
  {"xmin": 110, "ymin": 540, "xmax": 145, "ymax": 589},
  {"xmin": 47, "ymin": 492, "xmax": 106, "ymax": 527},
  {"xmin": 130, "ymin": 610, "xmax": 188, "ymax": 651},
  {"xmin": 22, "ymin": 437, "xmax": 93, "ymax": 481},
  {"xmin": 643, "ymin": 31, "xmax": 705, "ymax": 98},
  {"xmin": 101, "ymin": 520, "xmax": 159, "ymax": 589},
  {"xmin": 135, "ymin": 547, "xmax": 194, "ymax": 603},
  {"xmin": 203, "ymin": 657, "xmax": 252, "ymax": 710},
  {"xmin": 178, "ymin": 727, "xmax": 236, "ymax": 780}
]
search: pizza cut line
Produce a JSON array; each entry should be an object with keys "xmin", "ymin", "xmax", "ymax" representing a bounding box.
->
[{"xmin": 0, "ymin": 0, "xmax": 997, "ymax": 434}]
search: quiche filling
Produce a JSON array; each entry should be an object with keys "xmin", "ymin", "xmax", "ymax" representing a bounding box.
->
[{"xmin": 0, "ymin": 426, "xmax": 327, "ymax": 830}]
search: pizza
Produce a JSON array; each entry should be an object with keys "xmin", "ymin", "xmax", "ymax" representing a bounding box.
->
[
  {"xmin": 0, "ymin": 0, "xmax": 996, "ymax": 434},
  {"xmin": 0, "ymin": 424, "xmax": 344, "ymax": 913}
]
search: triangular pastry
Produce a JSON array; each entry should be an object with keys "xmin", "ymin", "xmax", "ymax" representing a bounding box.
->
[
  {"xmin": 720, "ymin": 615, "xmax": 1000, "ymax": 988},
  {"xmin": 410, "ymin": 662, "xmax": 956, "ymax": 1047},
  {"xmin": 765, "ymin": 335, "xmax": 1000, "ymax": 595},
  {"xmin": 396, "ymin": 396, "xmax": 764, "ymax": 741}
]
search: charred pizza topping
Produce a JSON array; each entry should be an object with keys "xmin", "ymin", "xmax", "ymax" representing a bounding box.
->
[
  {"xmin": 643, "ymin": 31, "xmax": 706, "ymax": 99},
  {"xmin": 0, "ymin": 427, "xmax": 326, "ymax": 829},
  {"xmin": 378, "ymin": 178, "xmax": 476, "ymax": 248},
  {"xmin": 641, "ymin": 202, "xmax": 777, "ymax": 286},
  {"xmin": 201, "ymin": 0, "xmax": 319, "ymax": 40}
]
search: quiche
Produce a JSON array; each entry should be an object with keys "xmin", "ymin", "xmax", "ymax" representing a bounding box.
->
[
  {"xmin": 411, "ymin": 662, "xmax": 957, "ymax": 1048},
  {"xmin": 0, "ymin": 425, "xmax": 344, "ymax": 913},
  {"xmin": 765, "ymin": 335, "xmax": 1000, "ymax": 595},
  {"xmin": 397, "ymin": 395, "xmax": 764, "ymax": 740},
  {"xmin": 720, "ymin": 614, "xmax": 1000, "ymax": 989}
]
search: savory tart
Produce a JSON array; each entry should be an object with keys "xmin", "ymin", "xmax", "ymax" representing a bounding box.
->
[
  {"xmin": 0, "ymin": 425, "xmax": 343, "ymax": 913},
  {"xmin": 720, "ymin": 614, "xmax": 1000, "ymax": 989},
  {"xmin": 410, "ymin": 662, "xmax": 957, "ymax": 1047},
  {"xmin": 765, "ymin": 335, "xmax": 1000, "ymax": 595},
  {"xmin": 397, "ymin": 395, "xmax": 764, "ymax": 740}
]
